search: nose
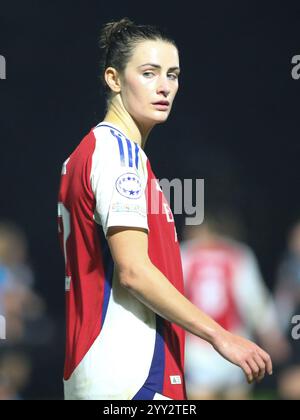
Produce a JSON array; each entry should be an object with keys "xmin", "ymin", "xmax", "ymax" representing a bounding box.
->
[{"xmin": 156, "ymin": 76, "xmax": 171, "ymax": 97}]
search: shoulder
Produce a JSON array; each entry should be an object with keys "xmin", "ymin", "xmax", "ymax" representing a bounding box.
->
[{"xmin": 92, "ymin": 123, "xmax": 147, "ymax": 169}]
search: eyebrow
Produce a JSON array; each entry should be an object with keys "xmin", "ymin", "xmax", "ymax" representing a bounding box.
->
[{"xmin": 138, "ymin": 63, "xmax": 180, "ymax": 72}]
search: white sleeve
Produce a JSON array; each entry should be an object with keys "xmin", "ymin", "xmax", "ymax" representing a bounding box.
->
[
  {"xmin": 90, "ymin": 127, "xmax": 149, "ymax": 237},
  {"xmin": 233, "ymin": 246, "xmax": 279, "ymax": 334}
]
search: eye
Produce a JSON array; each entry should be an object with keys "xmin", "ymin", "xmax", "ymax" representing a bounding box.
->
[
  {"xmin": 168, "ymin": 73, "xmax": 179, "ymax": 81},
  {"xmin": 143, "ymin": 71, "xmax": 155, "ymax": 78}
]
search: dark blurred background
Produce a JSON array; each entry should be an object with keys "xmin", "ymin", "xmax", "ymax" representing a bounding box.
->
[{"xmin": 0, "ymin": 0, "xmax": 300, "ymax": 399}]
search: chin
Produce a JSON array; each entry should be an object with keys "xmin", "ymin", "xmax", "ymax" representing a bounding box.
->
[
  {"xmin": 155, "ymin": 117, "xmax": 169, "ymax": 125},
  {"xmin": 138, "ymin": 113, "xmax": 169, "ymax": 128},
  {"xmin": 152, "ymin": 112, "xmax": 170, "ymax": 124}
]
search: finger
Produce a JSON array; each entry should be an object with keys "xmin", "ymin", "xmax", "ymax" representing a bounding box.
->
[
  {"xmin": 246, "ymin": 357, "xmax": 261, "ymax": 380},
  {"xmin": 253, "ymin": 353, "xmax": 266, "ymax": 382},
  {"xmin": 259, "ymin": 349, "xmax": 273, "ymax": 375},
  {"xmin": 241, "ymin": 361, "xmax": 254, "ymax": 384}
]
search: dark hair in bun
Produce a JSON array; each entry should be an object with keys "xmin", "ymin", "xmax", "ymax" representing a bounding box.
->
[{"xmin": 99, "ymin": 17, "xmax": 177, "ymax": 99}]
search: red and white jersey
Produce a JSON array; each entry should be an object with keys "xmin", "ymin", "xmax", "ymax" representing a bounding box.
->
[
  {"xmin": 181, "ymin": 237, "xmax": 275, "ymax": 339},
  {"xmin": 182, "ymin": 241, "xmax": 242, "ymax": 334},
  {"xmin": 181, "ymin": 237, "xmax": 278, "ymax": 392},
  {"xmin": 57, "ymin": 122, "xmax": 186, "ymax": 400}
]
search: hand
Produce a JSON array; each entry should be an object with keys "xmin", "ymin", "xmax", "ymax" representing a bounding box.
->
[{"xmin": 212, "ymin": 329, "xmax": 273, "ymax": 384}]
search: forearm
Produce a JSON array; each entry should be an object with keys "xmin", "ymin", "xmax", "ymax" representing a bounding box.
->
[{"xmin": 119, "ymin": 261, "xmax": 224, "ymax": 345}]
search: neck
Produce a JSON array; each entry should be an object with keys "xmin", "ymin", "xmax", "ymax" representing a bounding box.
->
[{"xmin": 103, "ymin": 94, "xmax": 152, "ymax": 149}]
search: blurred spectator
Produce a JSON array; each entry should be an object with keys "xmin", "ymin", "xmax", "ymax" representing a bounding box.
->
[
  {"xmin": 0, "ymin": 221, "xmax": 55, "ymax": 399},
  {"xmin": 0, "ymin": 352, "xmax": 31, "ymax": 400},
  {"xmin": 181, "ymin": 211, "xmax": 288, "ymax": 400},
  {"xmin": 274, "ymin": 221, "xmax": 300, "ymax": 400},
  {"xmin": 0, "ymin": 222, "xmax": 47, "ymax": 344},
  {"xmin": 0, "ymin": 375, "xmax": 17, "ymax": 400}
]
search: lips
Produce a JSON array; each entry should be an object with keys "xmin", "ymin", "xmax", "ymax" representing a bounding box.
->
[
  {"xmin": 152, "ymin": 101, "xmax": 170, "ymax": 111},
  {"xmin": 153, "ymin": 101, "xmax": 170, "ymax": 106}
]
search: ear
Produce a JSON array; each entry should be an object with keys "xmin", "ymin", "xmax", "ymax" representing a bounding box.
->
[{"xmin": 104, "ymin": 67, "xmax": 122, "ymax": 93}]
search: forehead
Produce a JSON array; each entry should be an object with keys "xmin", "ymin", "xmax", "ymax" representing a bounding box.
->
[{"xmin": 128, "ymin": 39, "xmax": 179, "ymax": 68}]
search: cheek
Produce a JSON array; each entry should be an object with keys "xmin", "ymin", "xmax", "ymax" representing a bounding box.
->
[
  {"xmin": 172, "ymin": 82, "xmax": 179, "ymax": 98},
  {"xmin": 126, "ymin": 81, "xmax": 151, "ymax": 110}
]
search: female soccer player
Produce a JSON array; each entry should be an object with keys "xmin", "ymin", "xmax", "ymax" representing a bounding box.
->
[{"xmin": 58, "ymin": 18, "xmax": 272, "ymax": 400}]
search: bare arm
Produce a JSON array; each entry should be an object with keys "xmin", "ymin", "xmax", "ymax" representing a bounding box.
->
[{"xmin": 107, "ymin": 226, "xmax": 273, "ymax": 384}]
